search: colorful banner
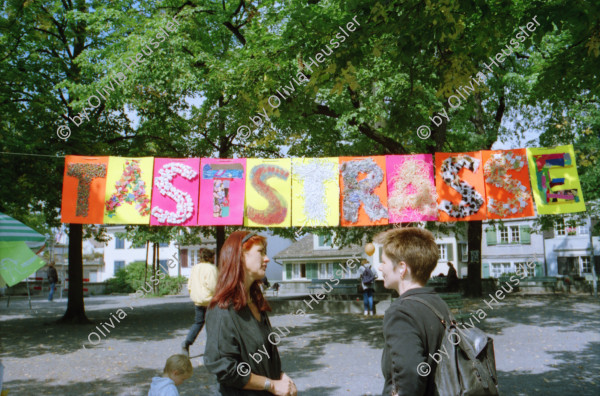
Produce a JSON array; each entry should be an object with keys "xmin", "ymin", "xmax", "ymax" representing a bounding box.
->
[
  {"xmin": 482, "ymin": 149, "xmax": 534, "ymax": 219},
  {"xmin": 245, "ymin": 158, "xmax": 291, "ymax": 227},
  {"xmin": 386, "ymin": 154, "xmax": 438, "ymax": 223},
  {"xmin": 291, "ymin": 157, "xmax": 339, "ymax": 227},
  {"xmin": 198, "ymin": 158, "xmax": 246, "ymax": 226},
  {"xmin": 150, "ymin": 158, "xmax": 200, "ymax": 226},
  {"xmin": 436, "ymin": 151, "xmax": 487, "ymax": 221},
  {"xmin": 104, "ymin": 157, "xmax": 154, "ymax": 224},
  {"xmin": 526, "ymin": 145, "xmax": 586, "ymax": 214},
  {"xmin": 61, "ymin": 156, "xmax": 109, "ymax": 224},
  {"xmin": 339, "ymin": 156, "xmax": 389, "ymax": 226},
  {"xmin": 60, "ymin": 147, "xmax": 587, "ymax": 226}
]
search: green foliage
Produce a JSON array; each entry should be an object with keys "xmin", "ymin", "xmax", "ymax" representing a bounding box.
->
[
  {"xmin": 103, "ymin": 260, "xmax": 185, "ymax": 296},
  {"xmin": 104, "ymin": 266, "xmax": 136, "ymax": 294}
]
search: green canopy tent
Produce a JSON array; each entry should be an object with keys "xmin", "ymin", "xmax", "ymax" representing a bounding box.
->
[{"xmin": 0, "ymin": 212, "xmax": 47, "ymax": 308}]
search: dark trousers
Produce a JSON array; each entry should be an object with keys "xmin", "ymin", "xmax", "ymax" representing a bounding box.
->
[
  {"xmin": 184, "ymin": 305, "xmax": 207, "ymax": 347},
  {"xmin": 363, "ymin": 288, "xmax": 374, "ymax": 312},
  {"xmin": 48, "ymin": 282, "xmax": 56, "ymax": 301}
]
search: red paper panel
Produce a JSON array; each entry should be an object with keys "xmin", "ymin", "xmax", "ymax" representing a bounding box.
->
[
  {"xmin": 61, "ymin": 156, "xmax": 109, "ymax": 224},
  {"xmin": 435, "ymin": 152, "xmax": 486, "ymax": 221},
  {"xmin": 482, "ymin": 149, "xmax": 534, "ymax": 219}
]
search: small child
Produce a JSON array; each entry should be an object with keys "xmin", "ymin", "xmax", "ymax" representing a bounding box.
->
[{"xmin": 148, "ymin": 354, "xmax": 193, "ymax": 396}]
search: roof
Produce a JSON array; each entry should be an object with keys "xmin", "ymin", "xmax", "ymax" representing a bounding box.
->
[{"xmin": 273, "ymin": 234, "xmax": 363, "ymax": 261}]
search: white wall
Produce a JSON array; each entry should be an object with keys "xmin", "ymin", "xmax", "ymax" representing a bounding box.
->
[{"xmin": 100, "ymin": 227, "xmax": 185, "ymax": 281}]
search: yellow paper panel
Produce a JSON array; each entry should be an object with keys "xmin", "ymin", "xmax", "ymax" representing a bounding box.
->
[
  {"xmin": 104, "ymin": 157, "xmax": 154, "ymax": 224},
  {"xmin": 526, "ymin": 145, "xmax": 586, "ymax": 214},
  {"xmin": 245, "ymin": 158, "xmax": 291, "ymax": 227},
  {"xmin": 291, "ymin": 157, "xmax": 339, "ymax": 227}
]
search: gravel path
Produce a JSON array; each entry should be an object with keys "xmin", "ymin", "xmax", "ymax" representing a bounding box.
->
[{"xmin": 1, "ymin": 294, "xmax": 599, "ymax": 395}]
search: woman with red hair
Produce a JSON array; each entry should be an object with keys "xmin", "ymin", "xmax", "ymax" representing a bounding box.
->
[{"xmin": 204, "ymin": 231, "xmax": 297, "ymax": 396}]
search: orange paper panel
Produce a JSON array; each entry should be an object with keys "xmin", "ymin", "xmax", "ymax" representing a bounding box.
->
[
  {"xmin": 339, "ymin": 156, "xmax": 389, "ymax": 226},
  {"xmin": 61, "ymin": 156, "xmax": 109, "ymax": 224},
  {"xmin": 436, "ymin": 151, "xmax": 486, "ymax": 221},
  {"xmin": 482, "ymin": 149, "xmax": 534, "ymax": 219}
]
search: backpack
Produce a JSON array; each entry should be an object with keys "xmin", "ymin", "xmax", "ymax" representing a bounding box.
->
[
  {"xmin": 404, "ymin": 296, "xmax": 499, "ymax": 396},
  {"xmin": 361, "ymin": 266, "xmax": 376, "ymax": 285}
]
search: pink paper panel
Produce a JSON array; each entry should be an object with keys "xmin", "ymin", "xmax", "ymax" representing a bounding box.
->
[
  {"xmin": 198, "ymin": 158, "xmax": 246, "ymax": 226},
  {"xmin": 386, "ymin": 154, "xmax": 438, "ymax": 223},
  {"xmin": 150, "ymin": 158, "xmax": 200, "ymax": 226}
]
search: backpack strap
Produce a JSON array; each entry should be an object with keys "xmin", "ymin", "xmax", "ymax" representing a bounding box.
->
[{"xmin": 402, "ymin": 296, "xmax": 455, "ymax": 327}]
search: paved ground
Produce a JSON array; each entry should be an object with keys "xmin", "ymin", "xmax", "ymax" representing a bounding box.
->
[{"xmin": 1, "ymin": 293, "xmax": 599, "ymax": 395}]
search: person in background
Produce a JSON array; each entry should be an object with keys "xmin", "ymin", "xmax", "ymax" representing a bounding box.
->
[
  {"xmin": 261, "ymin": 276, "xmax": 270, "ymax": 292},
  {"xmin": 446, "ymin": 262, "xmax": 459, "ymax": 292},
  {"xmin": 375, "ymin": 227, "xmax": 450, "ymax": 396},
  {"xmin": 181, "ymin": 248, "xmax": 217, "ymax": 357},
  {"xmin": 204, "ymin": 231, "xmax": 297, "ymax": 396},
  {"xmin": 358, "ymin": 258, "xmax": 377, "ymax": 316},
  {"xmin": 148, "ymin": 354, "xmax": 193, "ymax": 396},
  {"xmin": 47, "ymin": 261, "xmax": 58, "ymax": 302}
]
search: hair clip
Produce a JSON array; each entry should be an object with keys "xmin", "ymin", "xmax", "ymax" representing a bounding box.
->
[{"xmin": 242, "ymin": 231, "xmax": 257, "ymax": 244}]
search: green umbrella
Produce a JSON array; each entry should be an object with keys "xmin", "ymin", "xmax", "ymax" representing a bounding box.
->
[
  {"xmin": 0, "ymin": 213, "xmax": 47, "ymax": 288},
  {"xmin": 0, "ymin": 212, "xmax": 46, "ymax": 248}
]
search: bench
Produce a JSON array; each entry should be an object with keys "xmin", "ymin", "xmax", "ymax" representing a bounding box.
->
[
  {"xmin": 426, "ymin": 277, "xmax": 448, "ymax": 292},
  {"xmin": 307, "ymin": 279, "xmax": 359, "ymax": 296},
  {"xmin": 390, "ymin": 292, "xmax": 470, "ymax": 324},
  {"xmin": 438, "ymin": 293, "xmax": 470, "ymax": 324}
]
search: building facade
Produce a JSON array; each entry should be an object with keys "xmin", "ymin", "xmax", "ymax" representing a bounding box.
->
[
  {"xmin": 274, "ymin": 234, "xmax": 370, "ymax": 294},
  {"xmin": 543, "ymin": 217, "xmax": 600, "ymax": 278},
  {"xmin": 482, "ymin": 218, "xmax": 545, "ymax": 278}
]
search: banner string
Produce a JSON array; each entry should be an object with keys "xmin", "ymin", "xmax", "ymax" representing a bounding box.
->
[{"xmin": 0, "ymin": 152, "xmax": 66, "ymax": 159}]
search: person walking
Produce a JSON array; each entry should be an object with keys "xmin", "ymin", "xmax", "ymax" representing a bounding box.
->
[
  {"xmin": 375, "ymin": 227, "xmax": 451, "ymax": 396},
  {"xmin": 446, "ymin": 262, "xmax": 459, "ymax": 292},
  {"xmin": 47, "ymin": 261, "xmax": 58, "ymax": 302},
  {"xmin": 358, "ymin": 259, "xmax": 377, "ymax": 315},
  {"xmin": 204, "ymin": 231, "xmax": 297, "ymax": 396},
  {"xmin": 181, "ymin": 248, "xmax": 217, "ymax": 357}
]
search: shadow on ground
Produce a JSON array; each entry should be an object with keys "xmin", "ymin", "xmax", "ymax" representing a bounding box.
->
[{"xmin": 2, "ymin": 294, "xmax": 599, "ymax": 395}]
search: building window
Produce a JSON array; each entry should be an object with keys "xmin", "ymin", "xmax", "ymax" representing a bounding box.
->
[
  {"xmin": 188, "ymin": 249, "xmax": 199, "ymax": 266},
  {"xmin": 510, "ymin": 226, "xmax": 520, "ymax": 243},
  {"xmin": 438, "ymin": 244, "xmax": 447, "ymax": 261},
  {"xmin": 460, "ymin": 244, "xmax": 468, "ymax": 262},
  {"xmin": 555, "ymin": 219, "xmax": 586, "ymax": 236},
  {"xmin": 515, "ymin": 262, "xmax": 534, "ymax": 277},
  {"xmin": 318, "ymin": 263, "xmax": 333, "ymax": 279},
  {"xmin": 555, "ymin": 220, "xmax": 566, "ymax": 236},
  {"xmin": 114, "ymin": 260, "xmax": 125, "ymax": 274},
  {"xmin": 159, "ymin": 242, "xmax": 169, "ymax": 247},
  {"xmin": 316, "ymin": 234, "xmax": 333, "ymax": 248},
  {"xmin": 490, "ymin": 262, "xmax": 511, "ymax": 278},
  {"xmin": 437, "ymin": 244, "xmax": 453, "ymax": 261},
  {"xmin": 496, "ymin": 225, "xmax": 521, "ymax": 244},
  {"xmin": 158, "ymin": 260, "xmax": 169, "ymax": 273},
  {"xmin": 580, "ymin": 256, "xmax": 592, "ymax": 274},
  {"xmin": 499, "ymin": 227, "xmax": 509, "ymax": 244},
  {"xmin": 115, "ymin": 237, "xmax": 125, "ymax": 249},
  {"xmin": 293, "ymin": 263, "xmax": 306, "ymax": 279}
]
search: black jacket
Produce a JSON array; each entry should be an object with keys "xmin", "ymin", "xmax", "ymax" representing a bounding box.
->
[
  {"xmin": 381, "ymin": 287, "xmax": 450, "ymax": 396},
  {"xmin": 204, "ymin": 305, "xmax": 282, "ymax": 395},
  {"xmin": 47, "ymin": 267, "xmax": 58, "ymax": 283}
]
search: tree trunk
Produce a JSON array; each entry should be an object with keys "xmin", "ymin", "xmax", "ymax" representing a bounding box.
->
[
  {"xmin": 215, "ymin": 225, "xmax": 225, "ymax": 266},
  {"xmin": 155, "ymin": 242, "xmax": 160, "ymax": 294},
  {"xmin": 59, "ymin": 223, "xmax": 90, "ymax": 324},
  {"xmin": 465, "ymin": 220, "xmax": 483, "ymax": 297},
  {"xmin": 144, "ymin": 241, "xmax": 149, "ymax": 285}
]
